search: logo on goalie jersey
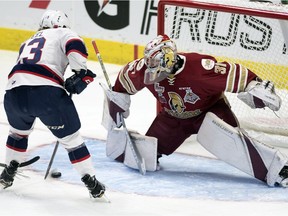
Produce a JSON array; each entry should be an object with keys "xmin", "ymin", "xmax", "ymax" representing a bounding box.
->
[
  {"xmin": 201, "ymin": 59, "xmax": 215, "ymax": 70},
  {"xmin": 184, "ymin": 89, "xmax": 200, "ymax": 104},
  {"xmin": 168, "ymin": 92, "xmax": 186, "ymax": 113}
]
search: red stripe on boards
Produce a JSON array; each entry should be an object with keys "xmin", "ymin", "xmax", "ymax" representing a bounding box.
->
[{"xmin": 29, "ymin": 0, "xmax": 51, "ymax": 9}]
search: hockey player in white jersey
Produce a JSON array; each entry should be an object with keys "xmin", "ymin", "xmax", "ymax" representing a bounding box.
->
[{"xmin": 0, "ymin": 10, "xmax": 105, "ymax": 198}]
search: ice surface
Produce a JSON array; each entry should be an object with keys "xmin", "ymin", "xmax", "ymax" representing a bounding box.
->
[{"xmin": 0, "ymin": 50, "xmax": 288, "ymax": 216}]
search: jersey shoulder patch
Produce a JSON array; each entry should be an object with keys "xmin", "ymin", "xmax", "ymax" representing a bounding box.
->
[{"xmin": 201, "ymin": 59, "xmax": 215, "ymax": 70}]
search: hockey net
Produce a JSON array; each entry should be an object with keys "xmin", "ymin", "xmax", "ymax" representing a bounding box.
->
[{"xmin": 158, "ymin": 0, "xmax": 288, "ymax": 147}]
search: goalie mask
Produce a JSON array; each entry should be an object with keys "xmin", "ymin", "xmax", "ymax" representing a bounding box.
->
[
  {"xmin": 144, "ymin": 35, "xmax": 177, "ymax": 84},
  {"xmin": 39, "ymin": 10, "xmax": 70, "ymax": 30}
]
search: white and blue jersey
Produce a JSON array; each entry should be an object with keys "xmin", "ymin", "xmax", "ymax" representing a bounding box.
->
[
  {"xmin": 4, "ymin": 27, "xmax": 89, "ymax": 139},
  {"xmin": 6, "ymin": 28, "xmax": 88, "ymax": 90}
]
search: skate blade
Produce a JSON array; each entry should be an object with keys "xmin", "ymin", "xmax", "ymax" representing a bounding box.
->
[
  {"xmin": 90, "ymin": 194, "xmax": 111, "ymax": 203},
  {"xmin": 0, "ymin": 181, "xmax": 12, "ymax": 189}
]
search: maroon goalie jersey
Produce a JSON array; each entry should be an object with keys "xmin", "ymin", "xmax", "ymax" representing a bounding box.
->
[{"xmin": 113, "ymin": 52, "xmax": 257, "ymax": 119}]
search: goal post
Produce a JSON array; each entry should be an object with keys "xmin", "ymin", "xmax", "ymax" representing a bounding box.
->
[{"xmin": 157, "ymin": 0, "xmax": 288, "ymax": 146}]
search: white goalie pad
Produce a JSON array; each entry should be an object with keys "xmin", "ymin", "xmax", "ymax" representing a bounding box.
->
[
  {"xmin": 106, "ymin": 128, "xmax": 127, "ymax": 159},
  {"xmin": 197, "ymin": 112, "xmax": 288, "ymax": 186},
  {"xmin": 106, "ymin": 129, "xmax": 158, "ymax": 172},
  {"xmin": 237, "ymin": 80, "xmax": 281, "ymax": 111},
  {"xmin": 124, "ymin": 132, "xmax": 158, "ymax": 172}
]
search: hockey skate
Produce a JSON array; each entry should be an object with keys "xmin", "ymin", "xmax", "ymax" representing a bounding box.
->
[
  {"xmin": 278, "ymin": 166, "xmax": 288, "ymax": 187},
  {"xmin": 0, "ymin": 160, "xmax": 19, "ymax": 189},
  {"xmin": 81, "ymin": 174, "xmax": 106, "ymax": 198}
]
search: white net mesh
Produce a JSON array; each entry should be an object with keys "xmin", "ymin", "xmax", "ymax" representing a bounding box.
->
[{"xmin": 158, "ymin": 0, "xmax": 288, "ymax": 146}]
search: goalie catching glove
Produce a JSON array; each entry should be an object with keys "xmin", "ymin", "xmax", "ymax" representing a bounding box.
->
[
  {"xmin": 237, "ymin": 79, "xmax": 281, "ymax": 111},
  {"xmin": 64, "ymin": 69, "xmax": 96, "ymax": 94}
]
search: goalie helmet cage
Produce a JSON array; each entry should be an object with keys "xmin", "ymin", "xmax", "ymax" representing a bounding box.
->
[{"xmin": 157, "ymin": 0, "xmax": 288, "ymax": 146}]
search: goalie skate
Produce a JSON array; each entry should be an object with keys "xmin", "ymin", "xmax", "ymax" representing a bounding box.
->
[{"xmin": 278, "ymin": 166, "xmax": 288, "ymax": 187}]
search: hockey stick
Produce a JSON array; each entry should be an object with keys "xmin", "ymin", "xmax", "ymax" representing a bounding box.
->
[
  {"xmin": 44, "ymin": 94, "xmax": 73, "ymax": 179},
  {"xmin": 0, "ymin": 156, "xmax": 40, "ymax": 168},
  {"xmin": 44, "ymin": 140, "xmax": 59, "ymax": 179},
  {"xmin": 92, "ymin": 40, "xmax": 146, "ymax": 175}
]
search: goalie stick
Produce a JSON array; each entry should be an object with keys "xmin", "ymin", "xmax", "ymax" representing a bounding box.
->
[
  {"xmin": 92, "ymin": 40, "xmax": 146, "ymax": 175},
  {"xmin": 0, "ymin": 156, "xmax": 40, "ymax": 168}
]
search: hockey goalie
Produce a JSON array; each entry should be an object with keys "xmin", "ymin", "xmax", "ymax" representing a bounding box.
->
[{"xmin": 102, "ymin": 34, "xmax": 288, "ymax": 187}]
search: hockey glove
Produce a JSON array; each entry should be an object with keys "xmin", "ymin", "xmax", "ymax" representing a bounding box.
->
[
  {"xmin": 100, "ymin": 82, "xmax": 130, "ymax": 128},
  {"xmin": 109, "ymin": 100, "xmax": 130, "ymax": 128},
  {"xmin": 65, "ymin": 69, "xmax": 96, "ymax": 94},
  {"xmin": 237, "ymin": 79, "xmax": 281, "ymax": 111}
]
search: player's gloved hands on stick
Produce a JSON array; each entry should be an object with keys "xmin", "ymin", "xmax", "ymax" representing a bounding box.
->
[{"xmin": 65, "ymin": 69, "xmax": 96, "ymax": 94}]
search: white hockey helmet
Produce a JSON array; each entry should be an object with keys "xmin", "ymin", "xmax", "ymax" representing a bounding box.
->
[
  {"xmin": 39, "ymin": 10, "xmax": 70, "ymax": 30},
  {"xmin": 144, "ymin": 34, "xmax": 177, "ymax": 84},
  {"xmin": 39, "ymin": 10, "xmax": 54, "ymax": 30}
]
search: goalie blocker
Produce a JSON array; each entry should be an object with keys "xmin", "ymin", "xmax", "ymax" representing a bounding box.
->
[
  {"xmin": 197, "ymin": 112, "xmax": 288, "ymax": 187},
  {"xmin": 100, "ymin": 82, "xmax": 158, "ymax": 172}
]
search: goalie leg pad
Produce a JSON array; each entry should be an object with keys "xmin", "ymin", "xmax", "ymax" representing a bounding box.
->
[
  {"xmin": 106, "ymin": 129, "xmax": 158, "ymax": 171},
  {"xmin": 123, "ymin": 132, "xmax": 158, "ymax": 172},
  {"xmin": 197, "ymin": 112, "xmax": 254, "ymax": 176},
  {"xmin": 106, "ymin": 128, "xmax": 127, "ymax": 161},
  {"xmin": 197, "ymin": 112, "xmax": 288, "ymax": 186}
]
